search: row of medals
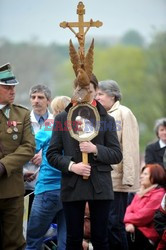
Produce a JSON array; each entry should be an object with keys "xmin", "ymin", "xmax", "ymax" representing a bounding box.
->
[{"xmin": 7, "ymin": 121, "xmax": 19, "ymax": 140}]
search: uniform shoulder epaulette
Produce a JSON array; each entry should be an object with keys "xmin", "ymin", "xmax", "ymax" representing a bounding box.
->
[{"xmin": 13, "ymin": 104, "xmax": 30, "ymax": 110}]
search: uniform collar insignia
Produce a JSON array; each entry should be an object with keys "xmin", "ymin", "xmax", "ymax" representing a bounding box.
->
[{"xmin": 1, "ymin": 105, "xmax": 10, "ymax": 119}]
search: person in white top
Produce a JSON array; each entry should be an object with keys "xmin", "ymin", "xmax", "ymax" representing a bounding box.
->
[{"xmin": 23, "ymin": 84, "xmax": 53, "ymax": 215}]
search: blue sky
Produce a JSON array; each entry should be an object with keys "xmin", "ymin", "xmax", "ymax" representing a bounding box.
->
[{"xmin": 0, "ymin": 0, "xmax": 166, "ymax": 44}]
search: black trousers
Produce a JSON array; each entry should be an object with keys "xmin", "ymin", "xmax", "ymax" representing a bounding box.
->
[
  {"xmin": 108, "ymin": 192, "xmax": 128, "ymax": 250},
  {"xmin": 63, "ymin": 200, "xmax": 111, "ymax": 250},
  {"xmin": 127, "ymin": 228, "xmax": 157, "ymax": 250}
]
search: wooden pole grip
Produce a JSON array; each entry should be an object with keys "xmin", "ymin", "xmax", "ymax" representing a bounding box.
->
[{"xmin": 82, "ymin": 152, "xmax": 89, "ymax": 180}]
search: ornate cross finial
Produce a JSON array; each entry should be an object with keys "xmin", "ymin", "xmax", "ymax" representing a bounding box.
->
[{"xmin": 60, "ymin": 1, "xmax": 102, "ymax": 60}]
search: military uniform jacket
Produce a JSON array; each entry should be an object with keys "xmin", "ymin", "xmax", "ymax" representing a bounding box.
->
[
  {"xmin": 47, "ymin": 101, "xmax": 122, "ymax": 202},
  {"xmin": 0, "ymin": 104, "xmax": 35, "ymax": 199}
]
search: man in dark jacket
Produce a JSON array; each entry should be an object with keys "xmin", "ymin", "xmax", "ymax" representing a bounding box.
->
[
  {"xmin": 0, "ymin": 63, "xmax": 35, "ymax": 250},
  {"xmin": 145, "ymin": 118, "xmax": 166, "ymax": 169},
  {"xmin": 47, "ymin": 75, "xmax": 122, "ymax": 250}
]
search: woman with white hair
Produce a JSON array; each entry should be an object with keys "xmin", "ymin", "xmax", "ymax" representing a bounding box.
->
[
  {"xmin": 145, "ymin": 118, "xmax": 166, "ymax": 169},
  {"xmin": 96, "ymin": 80, "xmax": 140, "ymax": 250}
]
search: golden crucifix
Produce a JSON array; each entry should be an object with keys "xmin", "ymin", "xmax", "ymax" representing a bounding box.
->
[{"xmin": 60, "ymin": 1, "xmax": 103, "ymax": 60}]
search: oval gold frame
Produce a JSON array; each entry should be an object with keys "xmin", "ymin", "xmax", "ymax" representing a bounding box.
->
[{"xmin": 67, "ymin": 103, "xmax": 100, "ymax": 142}]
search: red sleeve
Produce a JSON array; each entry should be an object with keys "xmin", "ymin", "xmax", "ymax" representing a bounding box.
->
[{"xmin": 124, "ymin": 190, "xmax": 165, "ymax": 227}]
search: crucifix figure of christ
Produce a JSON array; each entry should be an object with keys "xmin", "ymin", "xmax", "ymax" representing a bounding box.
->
[{"xmin": 60, "ymin": 1, "xmax": 103, "ymax": 61}]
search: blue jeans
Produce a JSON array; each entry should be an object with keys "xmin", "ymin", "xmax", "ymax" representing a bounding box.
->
[
  {"xmin": 26, "ymin": 190, "xmax": 66, "ymax": 250},
  {"xmin": 108, "ymin": 192, "xmax": 128, "ymax": 250}
]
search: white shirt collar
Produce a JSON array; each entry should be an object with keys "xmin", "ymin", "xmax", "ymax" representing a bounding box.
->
[
  {"xmin": 0, "ymin": 104, "xmax": 6, "ymax": 109},
  {"xmin": 159, "ymin": 139, "xmax": 166, "ymax": 148}
]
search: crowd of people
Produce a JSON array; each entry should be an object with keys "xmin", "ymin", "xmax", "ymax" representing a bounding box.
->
[{"xmin": 0, "ymin": 62, "xmax": 165, "ymax": 250}]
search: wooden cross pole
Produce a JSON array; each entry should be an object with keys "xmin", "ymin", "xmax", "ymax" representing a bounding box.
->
[{"xmin": 60, "ymin": 1, "xmax": 103, "ymax": 60}]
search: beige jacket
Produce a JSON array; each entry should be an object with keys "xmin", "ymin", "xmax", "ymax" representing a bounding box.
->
[{"xmin": 108, "ymin": 101, "xmax": 140, "ymax": 192}]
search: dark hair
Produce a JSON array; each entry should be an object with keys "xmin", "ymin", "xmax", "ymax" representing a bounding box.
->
[
  {"xmin": 142, "ymin": 164, "xmax": 166, "ymax": 186},
  {"xmin": 90, "ymin": 73, "xmax": 98, "ymax": 90}
]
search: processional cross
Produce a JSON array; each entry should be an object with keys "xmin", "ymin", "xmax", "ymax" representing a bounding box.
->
[
  {"xmin": 60, "ymin": 2, "xmax": 102, "ymax": 179},
  {"xmin": 60, "ymin": 1, "xmax": 103, "ymax": 60}
]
